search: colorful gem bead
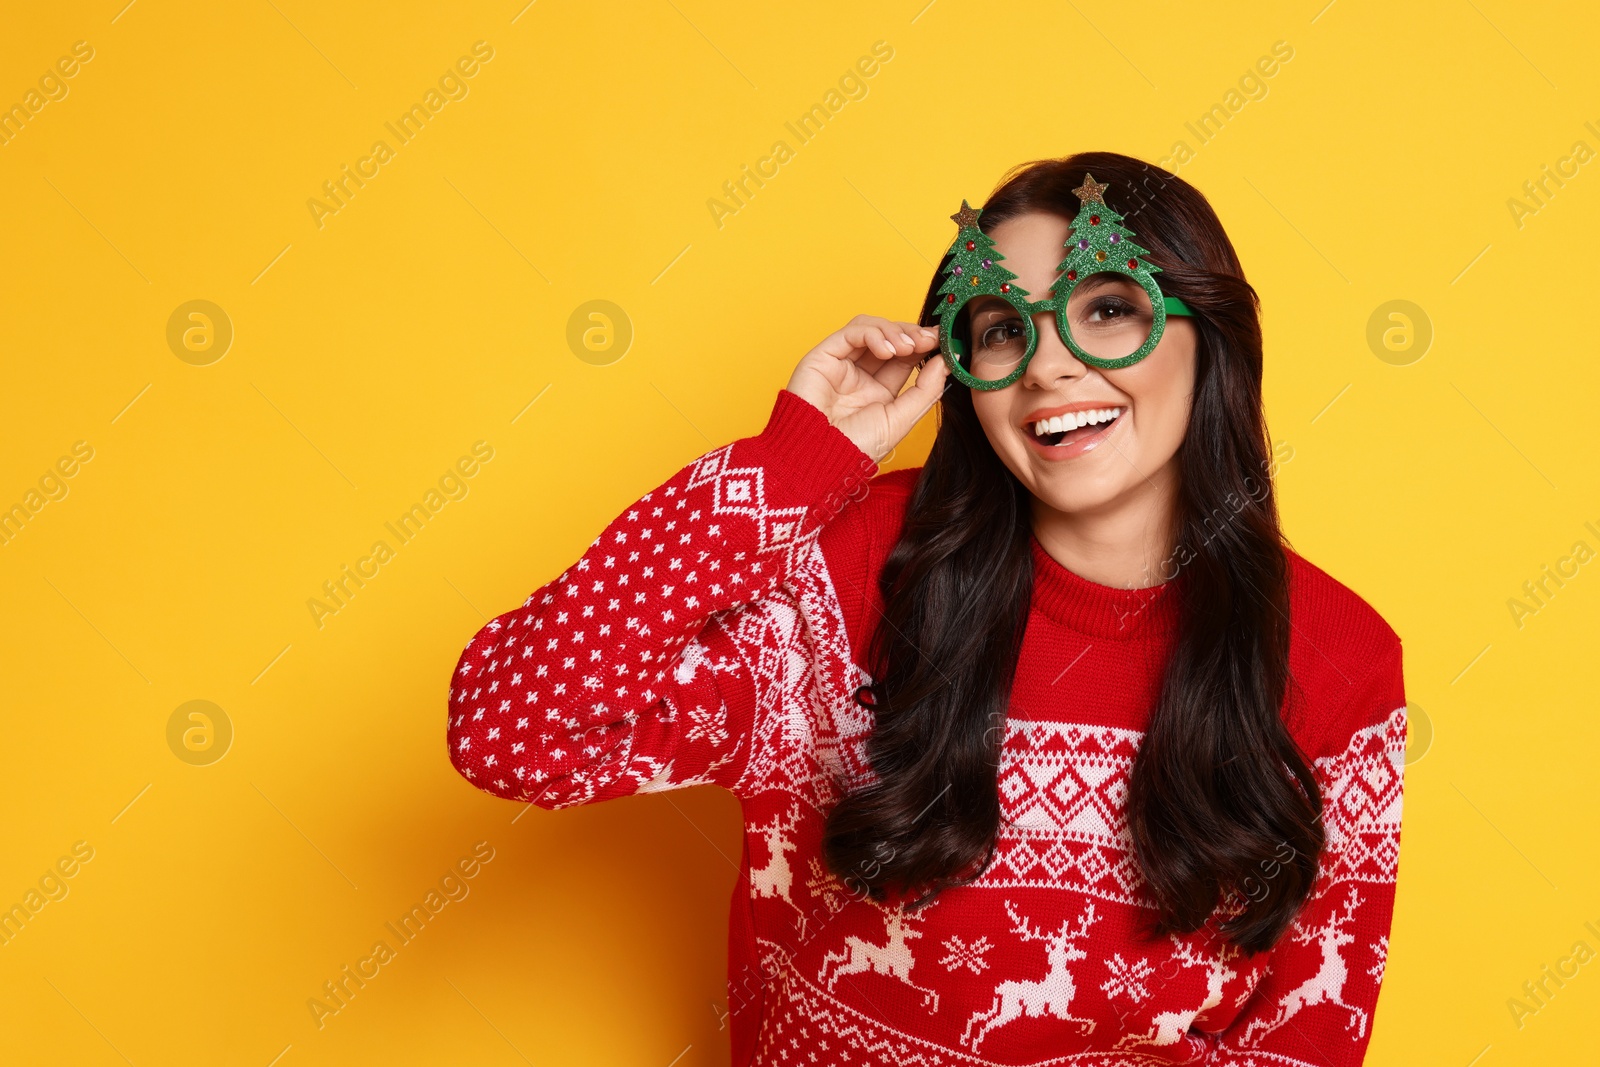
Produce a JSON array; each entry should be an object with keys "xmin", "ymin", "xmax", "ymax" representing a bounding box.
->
[
  {"xmin": 965, "ymin": 240, "xmax": 976, "ymax": 251},
  {"xmin": 1066, "ymin": 269, "xmax": 1078, "ymax": 281},
  {"xmin": 970, "ymin": 276, "xmax": 980, "ymax": 286},
  {"xmin": 999, "ymin": 283, "xmax": 1011, "ymax": 293},
  {"xmin": 1095, "ymin": 250, "xmax": 1107, "ymax": 262},
  {"xmin": 1109, "ymin": 233, "xmax": 1120, "ymax": 244},
  {"xmin": 953, "ymin": 265, "xmax": 963, "ymax": 274},
  {"xmin": 1090, "ymin": 215, "xmax": 1100, "ymax": 225},
  {"xmin": 946, "ymin": 294, "xmax": 955, "ymax": 304},
  {"xmin": 982, "ymin": 258, "xmax": 993, "ymax": 268},
  {"xmin": 1127, "ymin": 258, "xmax": 1138, "ymax": 269}
]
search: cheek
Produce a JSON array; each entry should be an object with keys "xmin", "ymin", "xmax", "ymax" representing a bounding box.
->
[
  {"xmin": 1121, "ymin": 340, "xmax": 1195, "ymax": 438},
  {"xmin": 1134, "ymin": 373, "xmax": 1189, "ymax": 424}
]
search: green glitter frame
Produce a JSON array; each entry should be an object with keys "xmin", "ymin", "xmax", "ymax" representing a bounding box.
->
[{"xmin": 934, "ymin": 176, "xmax": 1194, "ymax": 390}]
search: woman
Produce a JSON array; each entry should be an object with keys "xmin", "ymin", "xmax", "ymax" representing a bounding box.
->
[{"xmin": 447, "ymin": 151, "xmax": 1408, "ymax": 1066}]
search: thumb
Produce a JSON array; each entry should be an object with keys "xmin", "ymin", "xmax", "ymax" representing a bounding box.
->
[{"xmin": 883, "ymin": 356, "xmax": 949, "ymax": 442}]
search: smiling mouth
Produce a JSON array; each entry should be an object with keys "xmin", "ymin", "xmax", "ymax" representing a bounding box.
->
[{"xmin": 1027, "ymin": 406, "xmax": 1124, "ymax": 447}]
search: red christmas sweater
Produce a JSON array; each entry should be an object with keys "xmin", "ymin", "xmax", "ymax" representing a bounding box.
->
[{"xmin": 447, "ymin": 387, "xmax": 1409, "ymax": 1066}]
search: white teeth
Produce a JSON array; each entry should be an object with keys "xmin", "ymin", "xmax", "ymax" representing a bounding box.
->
[{"xmin": 1032, "ymin": 407, "xmax": 1123, "ymax": 437}]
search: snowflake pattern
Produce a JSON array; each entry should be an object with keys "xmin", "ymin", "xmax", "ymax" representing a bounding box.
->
[
  {"xmin": 938, "ymin": 934, "xmax": 993, "ymax": 975},
  {"xmin": 1100, "ymin": 951, "xmax": 1155, "ymax": 1003},
  {"xmin": 685, "ymin": 702, "xmax": 728, "ymax": 746}
]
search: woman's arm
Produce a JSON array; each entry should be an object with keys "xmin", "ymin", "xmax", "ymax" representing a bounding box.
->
[
  {"xmin": 1203, "ymin": 638, "xmax": 1408, "ymax": 1064},
  {"xmin": 446, "ymin": 388, "xmax": 878, "ymax": 808}
]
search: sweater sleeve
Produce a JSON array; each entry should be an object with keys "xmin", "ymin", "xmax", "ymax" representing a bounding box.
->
[
  {"xmin": 446, "ymin": 388, "xmax": 878, "ymax": 808},
  {"xmin": 1203, "ymin": 638, "xmax": 1408, "ymax": 1066}
]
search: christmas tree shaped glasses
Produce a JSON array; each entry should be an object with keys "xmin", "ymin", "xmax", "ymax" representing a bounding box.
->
[{"xmin": 935, "ymin": 175, "xmax": 1194, "ymax": 390}]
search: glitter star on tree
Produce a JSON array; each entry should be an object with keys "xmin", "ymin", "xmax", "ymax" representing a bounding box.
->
[{"xmin": 937, "ymin": 199, "xmax": 1027, "ymax": 312}]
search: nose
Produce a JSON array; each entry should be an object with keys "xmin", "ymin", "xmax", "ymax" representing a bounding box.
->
[{"xmin": 1021, "ymin": 309, "xmax": 1086, "ymax": 388}]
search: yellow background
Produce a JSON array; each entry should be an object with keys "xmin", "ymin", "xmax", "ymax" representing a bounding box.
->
[{"xmin": 2, "ymin": 0, "xmax": 1596, "ymax": 1063}]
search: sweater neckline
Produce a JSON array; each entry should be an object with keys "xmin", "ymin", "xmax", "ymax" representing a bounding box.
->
[{"xmin": 1028, "ymin": 531, "xmax": 1187, "ymax": 641}]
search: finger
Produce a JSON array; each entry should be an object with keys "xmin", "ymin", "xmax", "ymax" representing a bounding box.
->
[
  {"xmin": 811, "ymin": 317, "xmax": 924, "ymax": 365},
  {"xmin": 901, "ymin": 323, "xmax": 940, "ymax": 365},
  {"xmin": 894, "ymin": 321, "xmax": 938, "ymax": 353},
  {"xmin": 874, "ymin": 320, "xmax": 939, "ymax": 367},
  {"xmin": 863, "ymin": 316, "xmax": 919, "ymax": 356},
  {"xmin": 866, "ymin": 316, "xmax": 915, "ymax": 347},
  {"xmin": 851, "ymin": 321, "xmax": 902, "ymax": 363},
  {"xmin": 872, "ymin": 327, "xmax": 936, "ymax": 390},
  {"xmin": 876, "ymin": 329, "xmax": 934, "ymax": 391},
  {"xmin": 883, "ymin": 365, "xmax": 945, "ymax": 447},
  {"xmin": 883, "ymin": 356, "xmax": 948, "ymax": 437},
  {"xmin": 808, "ymin": 321, "xmax": 876, "ymax": 363},
  {"xmin": 869, "ymin": 351, "xmax": 915, "ymax": 395}
]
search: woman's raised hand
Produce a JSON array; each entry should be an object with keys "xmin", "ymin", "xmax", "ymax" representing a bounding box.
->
[{"xmin": 784, "ymin": 315, "xmax": 949, "ymax": 464}]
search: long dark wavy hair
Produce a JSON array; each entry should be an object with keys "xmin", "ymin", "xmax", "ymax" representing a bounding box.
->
[{"xmin": 820, "ymin": 152, "xmax": 1319, "ymax": 956}]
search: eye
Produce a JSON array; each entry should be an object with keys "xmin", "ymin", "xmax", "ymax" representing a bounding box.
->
[
  {"xmin": 1084, "ymin": 296, "xmax": 1136, "ymax": 323},
  {"xmin": 978, "ymin": 320, "xmax": 1025, "ymax": 350}
]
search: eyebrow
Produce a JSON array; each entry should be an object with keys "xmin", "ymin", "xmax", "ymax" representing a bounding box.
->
[{"xmin": 1070, "ymin": 272, "xmax": 1122, "ymax": 294}]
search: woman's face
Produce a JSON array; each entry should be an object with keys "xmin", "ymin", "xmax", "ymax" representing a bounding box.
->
[{"xmin": 967, "ymin": 210, "xmax": 1197, "ymax": 519}]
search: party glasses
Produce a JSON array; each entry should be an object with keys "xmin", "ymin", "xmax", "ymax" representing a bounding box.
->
[{"xmin": 935, "ymin": 180, "xmax": 1194, "ymax": 390}]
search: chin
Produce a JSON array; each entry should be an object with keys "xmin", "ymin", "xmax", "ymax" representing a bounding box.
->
[{"xmin": 1023, "ymin": 466, "xmax": 1128, "ymax": 516}]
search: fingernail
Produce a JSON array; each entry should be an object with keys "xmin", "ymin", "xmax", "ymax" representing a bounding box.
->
[{"xmin": 900, "ymin": 333, "xmax": 914, "ymax": 345}]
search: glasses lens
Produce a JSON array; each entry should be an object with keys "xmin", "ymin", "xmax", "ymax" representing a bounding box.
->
[
  {"xmin": 960, "ymin": 294, "xmax": 1032, "ymax": 384},
  {"xmin": 1062, "ymin": 271, "xmax": 1155, "ymax": 364}
]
